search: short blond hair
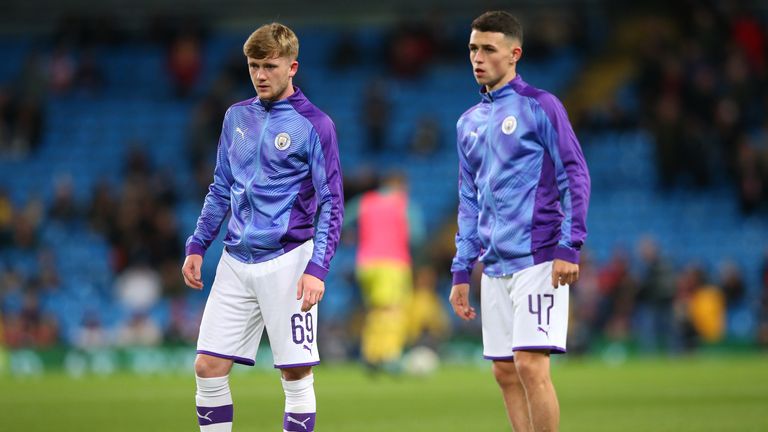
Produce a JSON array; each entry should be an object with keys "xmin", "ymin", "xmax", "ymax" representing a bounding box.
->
[{"xmin": 243, "ymin": 22, "xmax": 299, "ymax": 60}]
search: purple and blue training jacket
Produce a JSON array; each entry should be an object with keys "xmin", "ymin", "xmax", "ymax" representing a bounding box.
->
[
  {"xmin": 451, "ymin": 75, "xmax": 591, "ymax": 284},
  {"xmin": 186, "ymin": 88, "xmax": 344, "ymax": 280}
]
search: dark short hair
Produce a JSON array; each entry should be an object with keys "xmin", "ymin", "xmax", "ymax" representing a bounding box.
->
[{"xmin": 471, "ymin": 11, "xmax": 523, "ymax": 44}]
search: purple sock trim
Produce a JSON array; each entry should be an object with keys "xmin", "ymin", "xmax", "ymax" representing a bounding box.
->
[
  {"xmin": 196, "ymin": 404, "xmax": 233, "ymax": 426},
  {"xmin": 283, "ymin": 412, "xmax": 316, "ymax": 431}
]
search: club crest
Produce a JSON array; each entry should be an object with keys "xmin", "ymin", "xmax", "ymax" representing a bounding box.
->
[
  {"xmin": 501, "ymin": 116, "xmax": 517, "ymax": 135},
  {"xmin": 274, "ymin": 132, "xmax": 291, "ymax": 150}
]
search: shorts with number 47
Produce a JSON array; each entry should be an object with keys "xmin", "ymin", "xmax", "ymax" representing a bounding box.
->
[{"xmin": 481, "ymin": 260, "xmax": 569, "ymax": 360}]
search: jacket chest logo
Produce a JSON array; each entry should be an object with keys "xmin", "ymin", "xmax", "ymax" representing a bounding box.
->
[
  {"xmin": 501, "ymin": 116, "xmax": 517, "ymax": 135},
  {"xmin": 274, "ymin": 132, "xmax": 291, "ymax": 150}
]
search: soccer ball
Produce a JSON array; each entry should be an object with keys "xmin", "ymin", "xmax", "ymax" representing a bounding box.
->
[{"xmin": 403, "ymin": 346, "xmax": 439, "ymax": 376}]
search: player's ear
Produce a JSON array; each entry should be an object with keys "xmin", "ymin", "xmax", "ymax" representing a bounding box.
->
[
  {"xmin": 289, "ymin": 60, "xmax": 299, "ymax": 77},
  {"xmin": 511, "ymin": 46, "xmax": 522, "ymax": 64}
]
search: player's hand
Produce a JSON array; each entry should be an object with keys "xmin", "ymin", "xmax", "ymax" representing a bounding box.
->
[
  {"xmin": 182, "ymin": 254, "xmax": 204, "ymax": 289},
  {"xmin": 297, "ymin": 274, "xmax": 324, "ymax": 312},
  {"xmin": 449, "ymin": 283, "xmax": 476, "ymax": 321},
  {"xmin": 552, "ymin": 259, "xmax": 579, "ymax": 288}
]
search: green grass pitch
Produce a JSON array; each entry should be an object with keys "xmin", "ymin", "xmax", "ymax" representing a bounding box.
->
[{"xmin": 1, "ymin": 355, "xmax": 766, "ymax": 431}]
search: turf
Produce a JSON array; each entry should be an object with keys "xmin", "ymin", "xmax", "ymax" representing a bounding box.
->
[{"xmin": 1, "ymin": 355, "xmax": 766, "ymax": 431}]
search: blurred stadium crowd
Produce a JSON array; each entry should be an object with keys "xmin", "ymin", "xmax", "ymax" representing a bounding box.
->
[{"xmin": 1, "ymin": 0, "xmax": 768, "ymax": 366}]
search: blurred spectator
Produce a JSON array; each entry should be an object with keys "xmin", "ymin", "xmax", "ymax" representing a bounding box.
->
[
  {"xmin": 729, "ymin": 7, "xmax": 765, "ymax": 74},
  {"xmin": 16, "ymin": 53, "xmax": 47, "ymax": 100},
  {"xmin": 147, "ymin": 205, "xmax": 182, "ymax": 265},
  {"xmin": 719, "ymin": 261, "xmax": 745, "ymax": 308},
  {"xmin": 569, "ymin": 249, "xmax": 600, "ymax": 353},
  {"xmin": 330, "ymin": 31, "xmax": 362, "ymax": 69},
  {"xmin": 595, "ymin": 248, "xmax": 635, "ymax": 341},
  {"xmin": 116, "ymin": 312, "xmax": 162, "ymax": 347},
  {"xmin": 675, "ymin": 265, "xmax": 707, "ymax": 352},
  {"xmin": 0, "ymin": 90, "xmax": 44, "ymax": 159},
  {"xmin": 12, "ymin": 210, "xmax": 40, "ymax": 251},
  {"xmin": 0, "ymin": 188, "xmax": 13, "ymax": 247},
  {"xmin": 188, "ymin": 93, "xmax": 228, "ymax": 169},
  {"xmin": 48, "ymin": 44, "xmax": 77, "ymax": 94},
  {"xmin": 386, "ymin": 21, "xmax": 436, "ymax": 78},
  {"xmin": 405, "ymin": 266, "xmax": 450, "ymax": 348},
  {"xmin": 167, "ymin": 33, "xmax": 202, "ymax": 98},
  {"xmin": 48, "ymin": 176, "xmax": 82, "ymax": 225},
  {"xmin": 345, "ymin": 172, "xmax": 424, "ymax": 371},
  {"xmin": 759, "ymin": 252, "xmax": 768, "ymax": 348},
  {"xmin": 408, "ymin": 115, "xmax": 441, "ymax": 156},
  {"xmin": 76, "ymin": 49, "xmax": 105, "ymax": 94},
  {"xmin": 650, "ymin": 93, "xmax": 684, "ymax": 189},
  {"xmin": 17, "ymin": 293, "xmax": 59, "ymax": 348},
  {"xmin": 87, "ymin": 180, "xmax": 117, "ymax": 236},
  {"xmin": 0, "ymin": 88, "xmax": 12, "ymax": 155},
  {"xmin": 633, "ymin": 237, "xmax": 677, "ymax": 353},
  {"xmin": 342, "ymin": 166, "xmax": 379, "ymax": 203},
  {"xmin": 361, "ymin": 78, "xmax": 391, "ymax": 153},
  {"xmin": 736, "ymin": 134, "xmax": 765, "ymax": 213},
  {"xmin": 75, "ymin": 311, "xmax": 108, "ymax": 350},
  {"xmin": 164, "ymin": 297, "xmax": 203, "ymax": 345},
  {"xmin": 10, "ymin": 96, "xmax": 44, "ymax": 157},
  {"xmin": 687, "ymin": 275, "xmax": 725, "ymax": 344}
]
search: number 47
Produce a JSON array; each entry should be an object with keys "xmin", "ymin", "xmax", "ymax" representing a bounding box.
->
[{"xmin": 528, "ymin": 294, "xmax": 554, "ymax": 326}]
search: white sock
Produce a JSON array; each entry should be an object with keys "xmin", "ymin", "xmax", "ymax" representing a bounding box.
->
[
  {"xmin": 195, "ymin": 375, "xmax": 233, "ymax": 432},
  {"xmin": 282, "ymin": 374, "xmax": 316, "ymax": 432}
]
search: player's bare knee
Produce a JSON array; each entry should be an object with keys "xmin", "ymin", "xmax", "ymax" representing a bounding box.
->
[
  {"xmin": 515, "ymin": 355, "xmax": 550, "ymax": 388},
  {"xmin": 195, "ymin": 354, "xmax": 232, "ymax": 378},
  {"xmin": 492, "ymin": 360, "xmax": 520, "ymax": 388},
  {"xmin": 281, "ymin": 365, "xmax": 312, "ymax": 381},
  {"xmin": 513, "ymin": 353, "xmax": 550, "ymax": 386}
]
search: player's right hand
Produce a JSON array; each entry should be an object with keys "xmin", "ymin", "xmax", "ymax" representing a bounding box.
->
[
  {"xmin": 449, "ymin": 283, "xmax": 476, "ymax": 321},
  {"xmin": 182, "ymin": 254, "xmax": 204, "ymax": 290}
]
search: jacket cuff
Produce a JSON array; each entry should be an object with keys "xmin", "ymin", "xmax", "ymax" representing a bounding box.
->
[
  {"xmin": 185, "ymin": 242, "xmax": 206, "ymax": 257},
  {"xmin": 452, "ymin": 270, "xmax": 471, "ymax": 285},
  {"xmin": 304, "ymin": 261, "xmax": 329, "ymax": 281},
  {"xmin": 553, "ymin": 245, "xmax": 580, "ymax": 264}
]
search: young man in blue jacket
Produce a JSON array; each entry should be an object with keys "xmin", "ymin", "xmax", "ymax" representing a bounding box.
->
[
  {"xmin": 182, "ymin": 22, "xmax": 343, "ymax": 432},
  {"xmin": 449, "ymin": 11, "xmax": 590, "ymax": 432}
]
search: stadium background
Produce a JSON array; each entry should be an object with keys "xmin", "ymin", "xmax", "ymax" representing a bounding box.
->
[{"xmin": 0, "ymin": 0, "xmax": 767, "ymax": 430}]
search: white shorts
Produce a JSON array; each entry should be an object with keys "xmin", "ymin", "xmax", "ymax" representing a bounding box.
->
[
  {"xmin": 481, "ymin": 261, "xmax": 569, "ymax": 360},
  {"xmin": 197, "ymin": 241, "xmax": 320, "ymax": 369}
]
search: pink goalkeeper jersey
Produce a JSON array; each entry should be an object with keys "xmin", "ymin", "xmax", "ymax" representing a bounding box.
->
[{"xmin": 356, "ymin": 189, "xmax": 410, "ymax": 267}]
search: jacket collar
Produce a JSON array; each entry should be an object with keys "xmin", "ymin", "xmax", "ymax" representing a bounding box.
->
[
  {"xmin": 253, "ymin": 86, "xmax": 306, "ymax": 110},
  {"xmin": 480, "ymin": 75, "xmax": 525, "ymax": 102}
]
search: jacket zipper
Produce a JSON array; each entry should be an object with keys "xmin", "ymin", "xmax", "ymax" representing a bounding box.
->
[{"xmin": 243, "ymin": 108, "xmax": 271, "ymax": 262}]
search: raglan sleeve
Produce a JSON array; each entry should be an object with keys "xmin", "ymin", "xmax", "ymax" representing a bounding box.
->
[
  {"xmin": 185, "ymin": 108, "xmax": 235, "ymax": 257},
  {"xmin": 536, "ymin": 93, "xmax": 591, "ymax": 264},
  {"xmin": 450, "ymin": 118, "xmax": 482, "ymax": 284},
  {"xmin": 304, "ymin": 118, "xmax": 344, "ymax": 281}
]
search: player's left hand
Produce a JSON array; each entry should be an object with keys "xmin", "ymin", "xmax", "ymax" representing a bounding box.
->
[
  {"xmin": 297, "ymin": 274, "xmax": 325, "ymax": 312},
  {"xmin": 552, "ymin": 259, "xmax": 579, "ymax": 288}
]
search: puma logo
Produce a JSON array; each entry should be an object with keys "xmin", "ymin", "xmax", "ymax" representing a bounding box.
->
[
  {"xmin": 287, "ymin": 415, "xmax": 312, "ymax": 430},
  {"xmin": 537, "ymin": 327, "xmax": 549, "ymax": 337},
  {"xmin": 235, "ymin": 127, "xmax": 247, "ymax": 139},
  {"xmin": 197, "ymin": 409, "xmax": 214, "ymax": 422},
  {"xmin": 303, "ymin": 344, "xmax": 312, "ymax": 355}
]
